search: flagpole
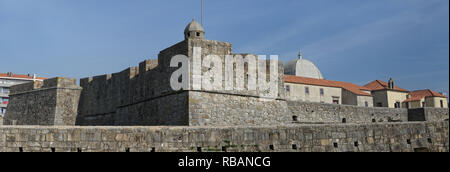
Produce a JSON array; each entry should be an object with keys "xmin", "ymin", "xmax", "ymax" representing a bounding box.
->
[{"xmin": 201, "ymin": 0, "xmax": 204, "ymax": 26}]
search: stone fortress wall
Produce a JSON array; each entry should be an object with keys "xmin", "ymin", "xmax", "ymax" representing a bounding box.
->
[
  {"xmin": 288, "ymin": 101, "xmax": 409, "ymax": 124},
  {"xmin": 2, "ymin": 78, "xmax": 81, "ymax": 126},
  {"xmin": 1, "ymin": 20, "xmax": 448, "ymax": 152},
  {"xmin": 4, "ymin": 20, "xmax": 448, "ymax": 127},
  {"xmin": 76, "ymin": 37, "xmax": 289, "ymax": 126},
  {"xmin": 76, "ymin": 57, "xmax": 190, "ymax": 126},
  {"xmin": 0, "ymin": 122, "xmax": 447, "ymax": 152},
  {"xmin": 408, "ymin": 108, "xmax": 450, "ymax": 122}
]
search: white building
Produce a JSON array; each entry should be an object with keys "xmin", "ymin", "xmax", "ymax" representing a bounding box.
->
[{"xmin": 284, "ymin": 52, "xmax": 373, "ymax": 107}]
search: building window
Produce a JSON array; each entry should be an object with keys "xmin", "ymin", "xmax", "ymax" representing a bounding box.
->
[
  {"xmin": 365, "ymin": 101, "xmax": 369, "ymax": 107},
  {"xmin": 332, "ymin": 97, "xmax": 339, "ymax": 104},
  {"xmin": 320, "ymin": 88, "xmax": 324, "ymax": 96},
  {"xmin": 422, "ymin": 102, "xmax": 425, "ymax": 108},
  {"xmin": 441, "ymin": 100, "xmax": 444, "ymax": 108},
  {"xmin": 0, "ymin": 108, "xmax": 5, "ymax": 114},
  {"xmin": 376, "ymin": 103, "xmax": 383, "ymax": 107},
  {"xmin": 3, "ymin": 88, "xmax": 9, "ymax": 94},
  {"xmin": 305, "ymin": 87, "xmax": 309, "ymax": 96},
  {"xmin": 394, "ymin": 102, "xmax": 401, "ymax": 108},
  {"xmin": 286, "ymin": 85, "xmax": 290, "ymax": 93}
]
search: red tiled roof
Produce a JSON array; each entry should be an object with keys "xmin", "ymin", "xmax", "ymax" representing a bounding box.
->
[
  {"xmin": 364, "ymin": 80, "xmax": 409, "ymax": 92},
  {"xmin": 285, "ymin": 75, "xmax": 372, "ymax": 96},
  {"xmin": 0, "ymin": 73, "xmax": 47, "ymax": 80},
  {"xmin": 403, "ymin": 89, "xmax": 447, "ymax": 103}
]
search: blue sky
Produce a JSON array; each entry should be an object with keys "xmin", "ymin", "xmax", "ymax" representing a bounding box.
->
[{"xmin": 0, "ymin": 0, "xmax": 448, "ymax": 94}]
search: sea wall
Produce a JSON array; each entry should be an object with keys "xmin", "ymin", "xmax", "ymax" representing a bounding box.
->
[{"xmin": 0, "ymin": 122, "xmax": 447, "ymax": 152}]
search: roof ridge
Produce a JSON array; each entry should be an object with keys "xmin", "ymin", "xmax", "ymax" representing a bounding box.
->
[
  {"xmin": 285, "ymin": 75, "xmax": 371, "ymax": 96},
  {"xmin": 427, "ymin": 89, "xmax": 434, "ymax": 96},
  {"xmin": 375, "ymin": 80, "xmax": 386, "ymax": 87}
]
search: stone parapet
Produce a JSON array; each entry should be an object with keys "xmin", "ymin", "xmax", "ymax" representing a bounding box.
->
[
  {"xmin": 288, "ymin": 101, "xmax": 408, "ymax": 124},
  {"xmin": 0, "ymin": 122, "xmax": 447, "ymax": 152}
]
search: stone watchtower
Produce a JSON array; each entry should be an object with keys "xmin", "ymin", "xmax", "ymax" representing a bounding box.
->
[
  {"xmin": 184, "ymin": 19, "xmax": 205, "ymax": 40},
  {"xmin": 152, "ymin": 19, "xmax": 288, "ymax": 126}
]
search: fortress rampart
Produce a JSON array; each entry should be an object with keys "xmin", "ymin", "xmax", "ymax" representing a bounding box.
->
[
  {"xmin": 0, "ymin": 122, "xmax": 447, "ymax": 152},
  {"xmin": 288, "ymin": 101, "xmax": 409, "ymax": 124},
  {"xmin": 74, "ymin": 38, "xmax": 288, "ymax": 126},
  {"xmin": 408, "ymin": 108, "xmax": 449, "ymax": 122},
  {"xmin": 1, "ymin": 20, "xmax": 448, "ymax": 152},
  {"xmin": 3, "ymin": 78, "xmax": 81, "ymax": 126},
  {"xmin": 3, "ymin": 39, "xmax": 449, "ymax": 127}
]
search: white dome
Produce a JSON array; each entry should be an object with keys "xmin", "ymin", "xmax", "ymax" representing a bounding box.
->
[{"xmin": 285, "ymin": 58, "xmax": 323, "ymax": 79}]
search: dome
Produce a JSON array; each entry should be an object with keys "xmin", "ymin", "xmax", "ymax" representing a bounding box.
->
[
  {"xmin": 285, "ymin": 52, "xmax": 323, "ymax": 79},
  {"xmin": 184, "ymin": 19, "xmax": 205, "ymax": 40},
  {"xmin": 184, "ymin": 19, "xmax": 204, "ymax": 33}
]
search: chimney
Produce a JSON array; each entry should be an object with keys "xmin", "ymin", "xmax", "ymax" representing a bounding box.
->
[
  {"xmin": 7, "ymin": 72, "xmax": 12, "ymax": 77},
  {"xmin": 33, "ymin": 74, "xmax": 37, "ymax": 79},
  {"xmin": 388, "ymin": 78, "xmax": 395, "ymax": 90}
]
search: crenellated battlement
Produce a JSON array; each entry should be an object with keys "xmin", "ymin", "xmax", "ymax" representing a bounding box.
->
[
  {"xmin": 9, "ymin": 81, "xmax": 43, "ymax": 94},
  {"xmin": 10, "ymin": 77, "xmax": 78, "ymax": 95},
  {"xmin": 81, "ymin": 59, "xmax": 158, "ymax": 86},
  {"xmin": 139, "ymin": 59, "xmax": 159, "ymax": 77}
]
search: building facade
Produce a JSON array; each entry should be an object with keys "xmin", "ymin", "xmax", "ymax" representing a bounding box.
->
[
  {"xmin": 365, "ymin": 79, "xmax": 448, "ymax": 109},
  {"xmin": 284, "ymin": 53, "xmax": 373, "ymax": 107},
  {"xmin": 364, "ymin": 79, "xmax": 410, "ymax": 108},
  {"xmin": 285, "ymin": 77, "xmax": 342, "ymax": 104},
  {"xmin": 0, "ymin": 72, "xmax": 47, "ymax": 117},
  {"xmin": 285, "ymin": 75, "xmax": 373, "ymax": 107},
  {"xmin": 403, "ymin": 89, "xmax": 448, "ymax": 108}
]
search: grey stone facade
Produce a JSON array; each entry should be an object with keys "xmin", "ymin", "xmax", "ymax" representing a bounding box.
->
[
  {"xmin": 3, "ymin": 78, "xmax": 81, "ymax": 126},
  {"xmin": 189, "ymin": 91, "xmax": 290, "ymax": 126},
  {"xmin": 424, "ymin": 108, "xmax": 449, "ymax": 122},
  {"xmin": 75, "ymin": 28, "xmax": 287, "ymax": 126},
  {"xmin": 0, "ymin": 122, "xmax": 447, "ymax": 152}
]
